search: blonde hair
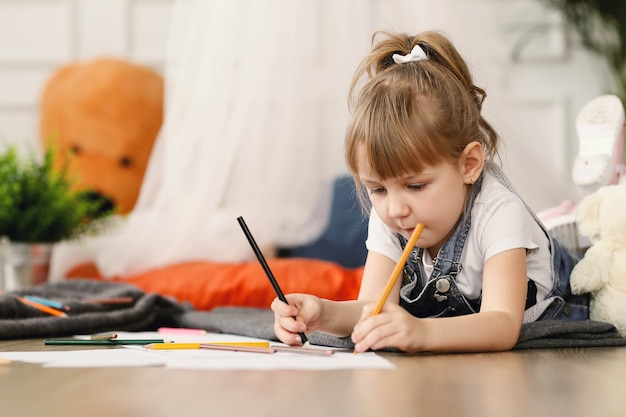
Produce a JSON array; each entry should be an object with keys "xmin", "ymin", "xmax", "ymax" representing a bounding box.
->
[{"xmin": 345, "ymin": 31, "xmax": 499, "ymax": 198}]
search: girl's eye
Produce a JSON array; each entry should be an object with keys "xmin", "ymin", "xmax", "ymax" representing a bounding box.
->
[
  {"xmin": 368, "ymin": 187, "xmax": 386, "ymax": 194},
  {"xmin": 408, "ymin": 184, "xmax": 425, "ymax": 191}
]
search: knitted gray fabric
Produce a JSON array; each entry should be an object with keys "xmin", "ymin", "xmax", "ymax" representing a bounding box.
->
[
  {"xmin": 177, "ymin": 307, "xmax": 626, "ymax": 350},
  {"xmin": 514, "ymin": 319, "xmax": 626, "ymax": 349},
  {"xmin": 177, "ymin": 308, "xmax": 354, "ymax": 348},
  {"xmin": 0, "ymin": 279, "xmax": 187, "ymax": 339},
  {"xmin": 2, "ymin": 280, "xmax": 625, "ymax": 350}
]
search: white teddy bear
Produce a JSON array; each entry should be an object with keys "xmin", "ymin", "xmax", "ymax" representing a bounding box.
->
[{"xmin": 570, "ymin": 184, "xmax": 626, "ymax": 336}]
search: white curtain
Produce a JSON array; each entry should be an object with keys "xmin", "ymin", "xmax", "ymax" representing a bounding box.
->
[{"xmin": 50, "ymin": 0, "xmax": 428, "ymax": 279}]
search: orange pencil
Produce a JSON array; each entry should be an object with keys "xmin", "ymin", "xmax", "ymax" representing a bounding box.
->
[
  {"xmin": 354, "ymin": 223, "xmax": 424, "ymax": 354},
  {"xmin": 15, "ymin": 295, "xmax": 68, "ymax": 318},
  {"xmin": 371, "ymin": 223, "xmax": 424, "ymax": 316}
]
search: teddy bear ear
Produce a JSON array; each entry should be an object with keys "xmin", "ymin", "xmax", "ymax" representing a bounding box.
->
[{"xmin": 575, "ymin": 187, "xmax": 604, "ymax": 240}]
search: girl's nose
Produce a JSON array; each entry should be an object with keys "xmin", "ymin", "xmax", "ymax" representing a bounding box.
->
[{"xmin": 387, "ymin": 194, "xmax": 410, "ymax": 220}]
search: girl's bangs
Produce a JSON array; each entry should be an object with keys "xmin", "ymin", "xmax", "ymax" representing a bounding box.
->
[{"xmin": 349, "ymin": 107, "xmax": 446, "ymax": 179}]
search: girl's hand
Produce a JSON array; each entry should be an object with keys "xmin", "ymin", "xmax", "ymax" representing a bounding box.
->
[
  {"xmin": 351, "ymin": 302, "xmax": 424, "ymax": 353},
  {"xmin": 271, "ymin": 294, "xmax": 323, "ymax": 346}
]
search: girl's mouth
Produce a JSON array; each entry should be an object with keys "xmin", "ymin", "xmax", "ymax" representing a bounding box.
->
[
  {"xmin": 400, "ymin": 224, "xmax": 424, "ymax": 239},
  {"xmin": 401, "ymin": 227, "xmax": 416, "ymax": 237}
]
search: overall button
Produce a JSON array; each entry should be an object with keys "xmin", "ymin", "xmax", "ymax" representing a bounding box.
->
[
  {"xmin": 436, "ymin": 278, "xmax": 450, "ymax": 293},
  {"xmin": 563, "ymin": 304, "xmax": 572, "ymax": 316}
]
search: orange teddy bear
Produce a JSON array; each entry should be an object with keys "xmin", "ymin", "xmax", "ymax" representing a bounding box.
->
[{"xmin": 39, "ymin": 57, "xmax": 164, "ymax": 214}]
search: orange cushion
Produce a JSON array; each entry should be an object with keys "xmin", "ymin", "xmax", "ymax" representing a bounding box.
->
[{"xmin": 66, "ymin": 258, "xmax": 363, "ymax": 311}]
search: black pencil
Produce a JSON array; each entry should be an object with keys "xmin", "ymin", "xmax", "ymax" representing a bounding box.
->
[
  {"xmin": 237, "ymin": 216, "xmax": 309, "ymax": 345},
  {"xmin": 44, "ymin": 339, "xmax": 165, "ymax": 346}
]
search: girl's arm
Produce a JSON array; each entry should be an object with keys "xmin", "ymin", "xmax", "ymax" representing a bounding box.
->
[
  {"xmin": 352, "ymin": 247, "xmax": 528, "ymax": 353},
  {"xmin": 418, "ymin": 247, "xmax": 527, "ymax": 352},
  {"xmin": 318, "ymin": 251, "xmax": 399, "ymax": 336},
  {"xmin": 274, "ymin": 250, "xmax": 398, "ymax": 342}
]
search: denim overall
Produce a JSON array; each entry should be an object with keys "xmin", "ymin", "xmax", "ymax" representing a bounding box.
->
[{"xmin": 397, "ymin": 163, "xmax": 589, "ymax": 323}]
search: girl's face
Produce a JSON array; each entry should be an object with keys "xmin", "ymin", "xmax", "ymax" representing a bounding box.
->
[{"xmin": 358, "ymin": 158, "xmax": 468, "ymax": 257}]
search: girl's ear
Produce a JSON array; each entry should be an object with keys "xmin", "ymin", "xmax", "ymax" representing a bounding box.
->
[{"xmin": 461, "ymin": 141, "xmax": 484, "ymax": 184}]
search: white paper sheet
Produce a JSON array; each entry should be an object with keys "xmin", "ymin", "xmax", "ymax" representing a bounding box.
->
[
  {"xmin": 0, "ymin": 331, "xmax": 395, "ymax": 370},
  {"xmin": 149, "ymin": 349, "xmax": 393, "ymax": 370}
]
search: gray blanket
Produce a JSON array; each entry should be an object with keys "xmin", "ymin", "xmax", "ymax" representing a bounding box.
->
[
  {"xmin": 2, "ymin": 280, "xmax": 626, "ymax": 350},
  {"xmin": 0, "ymin": 279, "xmax": 187, "ymax": 339},
  {"xmin": 178, "ymin": 307, "xmax": 626, "ymax": 350}
]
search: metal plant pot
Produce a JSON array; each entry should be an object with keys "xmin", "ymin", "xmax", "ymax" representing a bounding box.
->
[{"xmin": 0, "ymin": 239, "xmax": 52, "ymax": 291}]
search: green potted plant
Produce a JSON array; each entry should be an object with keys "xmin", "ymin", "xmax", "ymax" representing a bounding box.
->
[{"xmin": 0, "ymin": 143, "xmax": 114, "ymax": 289}]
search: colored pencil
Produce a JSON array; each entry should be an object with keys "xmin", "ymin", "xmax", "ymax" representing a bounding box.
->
[
  {"xmin": 83, "ymin": 297, "xmax": 134, "ymax": 304},
  {"xmin": 15, "ymin": 295, "xmax": 68, "ymax": 318},
  {"xmin": 90, "ymin": 333, "xmax": 118, "ymax": 340},
  {"xmin": 44, "ymin": 339, "xmax": 165, "ymax": 346},
  {"xmin": 200, "ymin": 343, "xmax": 276, "ymax": 354},
  {"xmin": 23, "ymin": 295, "xmax": 70, "ymax": 311},
  {"xmin": 237, "ymin": 216, "xmax": 309, "ymax": 346},
  {"xmin": 144, "ymin": 341, "xmax": 271, "ymax": 350},
  {"xmin": 354, "ymin": 223, "xmax": 424, "ymax": 355},
  {"xmin": 371, "ymin": 223, "xmax": 424, "ymax": 315},
  {"xmin": 272, "ymin": 346, "xmax": 334, "ymax": 356},
  {"xmin": 157, "ymin": 327, "xmax": 207, "ymax": 336}
]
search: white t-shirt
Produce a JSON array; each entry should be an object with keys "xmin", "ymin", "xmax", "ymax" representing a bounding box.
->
[{"xmin": 366, "ymin": 171, "xmax": 553, "ymax": 302}]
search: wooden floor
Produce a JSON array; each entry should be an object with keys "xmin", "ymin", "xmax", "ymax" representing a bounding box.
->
[{"xmin": 0, "ymin": 338, "xmax": 624, "ymax": 417}]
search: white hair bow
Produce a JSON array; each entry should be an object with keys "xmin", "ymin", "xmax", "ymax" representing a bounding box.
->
[{"xmin": 392, "ymin": 44, "xmax": 428, "ymax": 64}]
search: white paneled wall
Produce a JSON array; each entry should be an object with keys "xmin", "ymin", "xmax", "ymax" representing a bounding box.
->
[
  {"xmin": 0, "ymin": 0, "xmax": 173, "ymax": 151},
  {"xmin": 0, "ymin": 0, "xmax": 609, "ymax": 212}
]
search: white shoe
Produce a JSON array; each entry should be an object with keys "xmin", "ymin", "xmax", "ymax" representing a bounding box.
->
[{"xmin": 572, "ymin": 94, "xmax": 625, "ymax": 194}]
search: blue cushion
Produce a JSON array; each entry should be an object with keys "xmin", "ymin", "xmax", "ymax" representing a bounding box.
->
[{"xmin": 286, "ymin": 176, "xmax": 368, "ymax": 268}]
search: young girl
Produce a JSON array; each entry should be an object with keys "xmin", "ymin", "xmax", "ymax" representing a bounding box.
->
[{"xmin": 272, "ymin": 30, "xmax": 589, "ymax": 353}]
